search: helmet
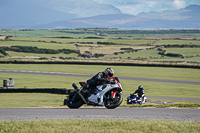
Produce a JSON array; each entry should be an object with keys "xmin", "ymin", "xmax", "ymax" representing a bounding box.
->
[
  {"xmin": 138, "ymin": 85, "xmax": 143, "ymax": 90},
  {"xmin": 104, "ymin": 67, "xmax": 114, "ymax": 77}
]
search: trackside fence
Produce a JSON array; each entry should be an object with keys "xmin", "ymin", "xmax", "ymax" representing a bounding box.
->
[{"xmin": 0, "ymin": 88, "xmax": 73, "ymax": 95}]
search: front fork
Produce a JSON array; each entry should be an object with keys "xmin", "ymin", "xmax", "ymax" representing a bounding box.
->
[{"xmin": 111, "ymin": 91, "xmax": 118, "ymax": 98}]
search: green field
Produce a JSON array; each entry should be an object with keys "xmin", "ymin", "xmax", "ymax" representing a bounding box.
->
[
  {"xmin": 0, "ymin": 41, "xmax": 77, "ymax": 50},
  {"xmin": 1, "ymin": 29, "xmax": 200, "ymax": 38},
  {"xmin": 1, "ymin": 36, "xmax": 200, "ymax": 64},
  {"xmin": 104, "ymin": 38, "xmax": 157, "ymax": 45},
  {"xmin": 11, "ymin": 37, "xmax": 105, "ymax": 44},
  {"xmin": 0, "ymin": 29, "xmax": 200, "ymax": 65},
  {"xmin": 156, "ymin": 39, "xmax": 200, "ymax": 46}
]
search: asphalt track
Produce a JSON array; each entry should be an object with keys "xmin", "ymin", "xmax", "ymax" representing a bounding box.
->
[{"xmin": 0, "ymin": 107, "xmax": 199, "ymax": 121}]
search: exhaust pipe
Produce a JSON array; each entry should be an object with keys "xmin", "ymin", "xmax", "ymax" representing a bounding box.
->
[{"xmin": 72, "ymin": 83, "xmax": 87, "ymax": 104}]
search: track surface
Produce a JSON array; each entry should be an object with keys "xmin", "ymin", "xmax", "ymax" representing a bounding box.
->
[{"xmin": 0, "ymin": 107, "xmax": 199, "ymax": 121}]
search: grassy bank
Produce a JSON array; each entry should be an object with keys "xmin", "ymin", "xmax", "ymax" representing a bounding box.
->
[
  {"xmin": 0, "ymin": 93, "xmax": 66, "ymax": 108},
  {"xmin": 0, "ymin": 64, "xmax": 199, "ymax": 81},
  {"xmin": 0, "ymin": 119, "xmax": 199, "ymax": 133}
]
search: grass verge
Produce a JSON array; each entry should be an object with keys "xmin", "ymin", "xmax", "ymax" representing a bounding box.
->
[
  {"xmin": 0, "ymin": 93, "xmax": 199, "ymax": 108},
  {"xmin": 0, "ymin": 119, "xmax": 199, "ymax": 133},
  {"xmin": 0, "ymin": 93, "xmax": 66, "ymax": 108},
  {"xmin": 121, "ymin": 104, "xmax": 200, "ymax": 108}
]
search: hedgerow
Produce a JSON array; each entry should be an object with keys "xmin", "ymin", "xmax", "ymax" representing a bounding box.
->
[{"xmin": 0, "ymin": 46, "xmax": 80, "ymax": 55}]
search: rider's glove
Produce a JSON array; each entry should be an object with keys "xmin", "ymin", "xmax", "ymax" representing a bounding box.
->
[{"xmin": 106, "ymin": 78, "xmax": 111, "ymax": 82}]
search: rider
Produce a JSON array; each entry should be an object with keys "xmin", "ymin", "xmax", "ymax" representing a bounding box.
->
[
  {"xmin": 133, "ymin": 85, "xmax": 145, "ymax": 102},
  {"xmin": 86, "ymin": 67, "xmax": 114, "ymax": 92}
]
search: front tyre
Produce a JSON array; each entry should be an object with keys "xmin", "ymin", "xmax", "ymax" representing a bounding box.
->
[
  {"xmin": 105, "ymin": 92, "xmax": 123, "ymax": 109},
  {"xmin": 66, "ymin": 92, "xmax": 84, "ymax": 109}
]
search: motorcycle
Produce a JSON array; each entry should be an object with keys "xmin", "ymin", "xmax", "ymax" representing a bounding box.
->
[
  {"xmin": 127, "ymin": 94, "xmax": 147, "ymax": 105},
  {"xmin": 66, "ymin": 77, "xmax": 123, "ymax": 109}
]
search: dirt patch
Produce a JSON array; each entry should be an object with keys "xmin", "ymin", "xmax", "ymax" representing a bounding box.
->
[{"xmin": 0, "ymin": 36, "xmax": 6, "ymax": 40}]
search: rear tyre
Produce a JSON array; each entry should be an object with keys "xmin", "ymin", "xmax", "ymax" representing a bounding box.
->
[
  {"xmin": 66, "ymin": 92, "xmax": 84, "ymax": 109},
  {"xmin": 126, "ymin": 96, "xmax": 130, "ymax": 104},
  {"xmin": 105, "ymin": 93, "xmax": 123, "ymax": 109}
]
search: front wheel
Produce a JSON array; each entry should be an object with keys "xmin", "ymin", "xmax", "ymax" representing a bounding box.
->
[
  {"xmin": 105, "ymin": 92, "xmax": 123, "ymax": 109},
  {"xmin": 66, "ymin": 92, "xmax": 84, "ymax": 109}
]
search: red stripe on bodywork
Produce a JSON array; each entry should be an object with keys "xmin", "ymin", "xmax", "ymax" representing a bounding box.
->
[
  {"xmin": 112, "ymin": 91, "xmax": 118, "ymax": 98},
  {"xmin": 110, "ymin": 77, "xmax": 121, "ymax": 87}
]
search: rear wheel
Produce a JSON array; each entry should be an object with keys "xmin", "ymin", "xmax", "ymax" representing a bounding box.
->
[
  {"xmin": 66, "ymin": 92, "xmax": 84, "ymax": 109},
  {"xmin": 105, "ymin": 92, "xmax": 123, "ymax": 109},
  {"xmin": 127, "ymin": 96, "xmax": 130, "ymax": 104}
]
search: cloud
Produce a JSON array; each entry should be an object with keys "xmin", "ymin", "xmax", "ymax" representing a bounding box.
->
[
  {"xmin": 91, "ymin": 0, "xmax": 172, "ymax": 15},
  {"xmin": 173, "ymin": 0, "xmax": 186, "ymax": 9},
  {"xmin": 91, "ymin": 0, "xmax": 200, "ymax": 15},
  {"xmin": 117, "ymin": 4, "xmax": 144, "ymax": 15}
]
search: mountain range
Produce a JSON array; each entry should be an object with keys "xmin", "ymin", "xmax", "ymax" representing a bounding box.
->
[{"xmin": 0, "ymin": 0, "xmax": 200, "ymax": 30}]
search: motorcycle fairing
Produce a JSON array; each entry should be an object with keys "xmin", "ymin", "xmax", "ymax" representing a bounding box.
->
[{"xmin": 88, "ymin": 83, "xmax": 122, "ymax": 106}]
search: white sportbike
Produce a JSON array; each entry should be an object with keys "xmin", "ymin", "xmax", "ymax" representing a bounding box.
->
[{"xmin": 66, "ymin": 77, "xmax": 123, "ymax": 109}]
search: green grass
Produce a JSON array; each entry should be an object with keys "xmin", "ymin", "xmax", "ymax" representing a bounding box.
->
[
  {"xmin": 6, "ymin": 51, "xmax": 78, "ymax": 58},
  {"xmin": 121, "ymin": 103, "xmax": 200, "ymax": 108},
  {"xmin": 11, "ymin": 37, "xmax": 104, "ymax": 44},
  {"xmin": 164, "ymin": 48, "xmax": 200, "ymax": 57},
  {"xmin": 1, "ymin": 37, "xmax": 200, "ymax": 64},
  {"xmin": 105, "ymin": 39, "xmax": 157, "ymax": 45},
  {"xmin": 0, "ymin": 93, "xmax": 66, "ymax": 108},
  {"xmin": 150, "ymin": 56, "xmax": 200, "ymax": 62},
  {"xmin": 156, "ymin": 39, "xmax": 200, "ymax": 46},
  {"xmin": 0, "ymin": 29, "xmax": 101, "ymax": 38},
  {"xmin": 0, "ymin": 119, "xmax": 199, "ymax": 133},
  {"xmin": 146, "ymin": 98, "xmax": 200, "ymax": 104},
  {"xmin": 1, "ymin": 29, "xmax": 200, "ymax": 38},
  {"xmin": 105, "ymin": 48, "xmax": 161, "ymax": 59},
  {"xmin": 80, "ymin": 44, "xmax": 154, "ymax": 55},
  {"xmin": 105, "ymin": 47, "xmax": 200, "ymax": 62},
  {"xmin": 0, "ymin": 64, "xmax": 199, "ymax": 81},
  {"xmin": 0, "ymin": 73, "xmax": 86, "ymax": 89},
  {"xmin": 0, "ymin": 41, "xmax": 77, "ymax": 50}
]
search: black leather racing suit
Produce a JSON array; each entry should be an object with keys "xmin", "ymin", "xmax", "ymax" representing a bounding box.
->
[
  {"xmin": 133, "ymin": 88, "xmax": 145, "ymax": 101},
  {"xmin": 86, "ymin": 72, "xmax": 111, "ymax": 90}
]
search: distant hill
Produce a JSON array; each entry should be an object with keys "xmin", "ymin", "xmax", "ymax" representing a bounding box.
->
[
  {"xmin": 32, "ymin": 14, "xmax": 150, "ymax": 29},
  {"xmin": 0, "ymin": 1, "xmax": 200, "ymax": 30},
  {"xmin": 42, "ymin": 0, "xmax": 122, "ymax": 18},
  {"xmin": 34, "ymin": 4, "xmax": 200, "ymax": 29},
  {"xmin": 138, "ymin": 4, "xmax": 200, "ymax": 21},
  {"xmin": 0, "ymin": 0, "xmax": 121, "ymax": 29}
]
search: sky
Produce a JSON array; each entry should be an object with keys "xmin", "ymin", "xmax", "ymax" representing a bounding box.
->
[{"xmin": 91, "ymin": 0, "xmax": 200, "ymax": 15}]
